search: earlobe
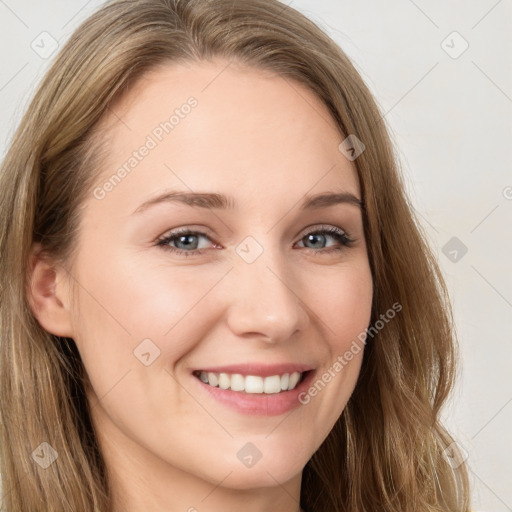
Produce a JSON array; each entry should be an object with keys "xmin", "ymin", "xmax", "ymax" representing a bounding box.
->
[{"xmin": 26, "ymin": 243, "xmax": 75, "ymax": 338}]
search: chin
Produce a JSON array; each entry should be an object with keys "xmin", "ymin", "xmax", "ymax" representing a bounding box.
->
[
  {"xmin": 204, "ymin": 443, "xmax": 309, "ymax": 490},
  {"xmin": 211, "ymin": 461, "xmax": 305, "ymax": 490}
]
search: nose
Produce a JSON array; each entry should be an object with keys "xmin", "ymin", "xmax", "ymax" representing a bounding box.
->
[{"xmin": 224, "ymin": 244, "xmax": 309, "ymax": 344}]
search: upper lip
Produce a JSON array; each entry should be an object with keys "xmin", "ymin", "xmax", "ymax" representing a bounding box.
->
[{"xmin": 193, "ymin": 363, "xmax": 315, "ymax": 377}]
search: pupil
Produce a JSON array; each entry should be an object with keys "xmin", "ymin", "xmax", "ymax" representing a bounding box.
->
[
  {"xmin": 178, "ymin": 235, "xmax": 197, "ymax": 250},
  {"xmin": 307, "ymin": 234, "xmax": 324, "ymax": 249}
]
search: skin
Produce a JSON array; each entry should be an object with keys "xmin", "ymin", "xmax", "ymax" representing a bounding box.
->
[{"xmin": 28, "ymin": 59, "xmax": 373, "ymax": 512}]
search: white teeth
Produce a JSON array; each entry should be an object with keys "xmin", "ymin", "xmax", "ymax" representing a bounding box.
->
[
  {"xmin": 288, "ymin": 371, "xmax": 300, "ymax": 390},
  {"xmin": 280, "ymin": 373, "xmax": 289, "ymax": 390},
  {"xmin": 230, "ymin": 373, "xmax": 245, "ymax": 391},
  {"xmin": 218, "ymin": 372, "xmax": 230, "ymax": 390},
  {"xmin": 263, "ymin": 375, "xmax": 281, "ymax": 394},
  {"xmin": 207, "ymin": 372, "xmax": 219, "ymax": 387},
  {"xmin": 245, "ymin": 375, "xmax": 264, "ymax": 393},
  {"xmin": 197, "ymin": 370, "xmax": 304, "ymax": 393}
]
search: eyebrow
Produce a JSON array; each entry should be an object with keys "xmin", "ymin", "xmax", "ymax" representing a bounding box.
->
[{"xmin": 132, "ymin": 190, "xmax": 363, "ymax": 214}]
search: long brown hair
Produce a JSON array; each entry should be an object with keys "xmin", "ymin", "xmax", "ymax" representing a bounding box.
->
[{"xmin": 0, "ymin": 0, "xmax": 471, "ymax": 510}]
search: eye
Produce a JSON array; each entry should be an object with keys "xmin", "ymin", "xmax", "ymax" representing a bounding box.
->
[
  {"xmin": 156, "ymin": 228, "xmax": 213, "ymax": 257},
  {"xmin": 296, "ymin": 226, "xmax": 354, "ymax": 254},
  {"xmin": 156, "ymin": 225, "xmax": 354, "ymax": 257}
]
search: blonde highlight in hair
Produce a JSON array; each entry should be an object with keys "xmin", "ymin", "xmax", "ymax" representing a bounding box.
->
[{"xmin": 0, "ymin": 0, "xmax": 470, "ymax": 510}]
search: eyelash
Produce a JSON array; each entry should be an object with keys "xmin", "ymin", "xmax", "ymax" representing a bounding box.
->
[{"xmin": 155, "ymin": 225, "xmax": 355, "ymax": 258}]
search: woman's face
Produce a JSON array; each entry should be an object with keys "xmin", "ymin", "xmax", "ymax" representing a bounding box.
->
[{"xmin": 58, "ymin": 59, "xmax": 373, "ymax": 504}]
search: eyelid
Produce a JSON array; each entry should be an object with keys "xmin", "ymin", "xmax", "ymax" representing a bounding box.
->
[
  {"xmin": 156, "ymin": 223, "xmax": 352, "ymax": 243},
  {"xmin": 297, "ymin": 223, "xmax": 348, "ymax": 238},
  {"xmin": 155, "ymin": 225, "xmax": 215, "ymax": 243}
]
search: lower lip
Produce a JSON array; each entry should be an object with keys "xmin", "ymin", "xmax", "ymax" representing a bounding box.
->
[{"xmin": 192, "ymin": 371, "xmax": 316, "ymax": 416}]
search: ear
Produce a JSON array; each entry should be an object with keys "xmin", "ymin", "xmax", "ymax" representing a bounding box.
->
[{"xmin": 26, "ymin": 243, "xmax": 75, "ymax": 338}]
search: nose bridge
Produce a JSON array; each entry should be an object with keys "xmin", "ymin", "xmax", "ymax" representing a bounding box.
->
[{"xmin": 225, "ymin": 237, "xmax": 308, "ymax": 342}]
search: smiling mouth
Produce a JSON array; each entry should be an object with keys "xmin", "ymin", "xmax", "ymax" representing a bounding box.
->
[{"xmin": 192, "ymin": 370, "xmax": 310, "ymax": 394}]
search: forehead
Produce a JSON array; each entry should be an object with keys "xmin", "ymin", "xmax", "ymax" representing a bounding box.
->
[{"xmin": 90, "ymin": 59, "xmax": 360, "ymax": 215}]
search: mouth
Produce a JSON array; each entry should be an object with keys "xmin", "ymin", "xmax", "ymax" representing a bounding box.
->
[{"xmin": 192, "ymin": 369, "xmax": 310, "ymax": 394}]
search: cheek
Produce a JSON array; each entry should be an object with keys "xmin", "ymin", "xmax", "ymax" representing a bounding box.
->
[
  {"xmin": 68, "ymin": 247, "xmax": 217, "ymax": 406},
  {"xmin": 307, "ymin": 260, "xmax": 373, "ymax": 351},
  {"xmin": 72, "ymin": 245, "xmax": 214, "ymax": 347},
  {"xmin": 325, "ymin": 263, "xmax": 372, "ymax": 382},
  {"xmin": 295, "ymin": 262, "xmax": 372, "ymax": 437},
  {"xmin": 69, "ymin": 251, "xmax": 214, "ymax": 443}
]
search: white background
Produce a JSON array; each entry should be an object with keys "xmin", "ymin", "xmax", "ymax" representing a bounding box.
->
[{"xmin": 1, "ymin": 1, "xmax": 511, "ymax": 511}]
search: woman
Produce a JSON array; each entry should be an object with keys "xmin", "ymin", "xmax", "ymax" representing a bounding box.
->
[{"xmin": 0, "ymin": 0, "xmax": 471, "ymax": 510}]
